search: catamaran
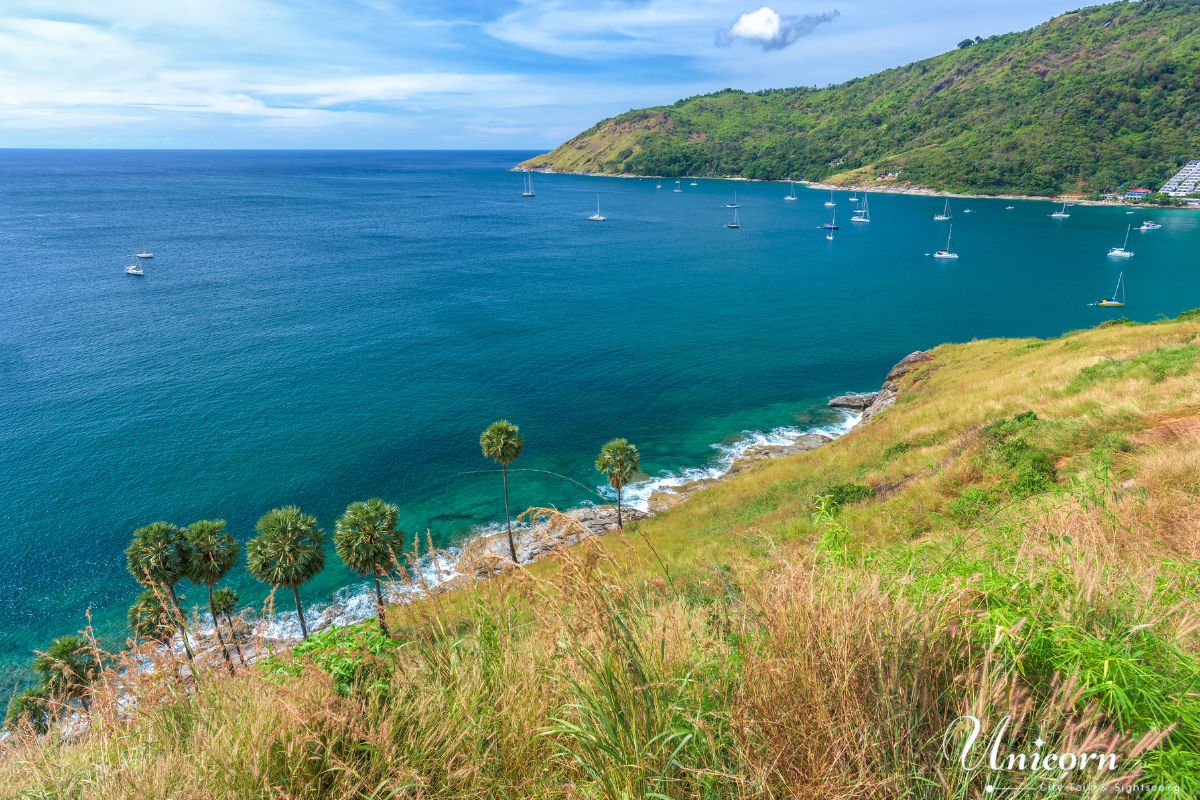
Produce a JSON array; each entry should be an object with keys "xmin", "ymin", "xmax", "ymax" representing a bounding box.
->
[
  {"xmin": 824, "ymin": 189, "xmax": 836, "ymax": 208},
  {"xmin": 1090, "ymin": 272, "xmax": 1125, "ymax": 307},
  {"xmin": 932, "ymin": 225, "xmax": 958, "ymax": 259},
  {"xmin": 726, "ymin": 209, "xmax": 741, "ymax": 229},
  {"xmin": 784, "ymin": 182, "xmax": 797, "ymax": 201},
  {"xmin": 934, "ymin": 198, "xmax": 951, "ymax": 221},
  {"xmin": 1138, "ymin": 220, "xmax": 1162, "ymax": 231},
  {"xmin": 1050, "ymin": 202, "xmax": 1070, "ymax": 219},
  {"xmin": 588, "ymin": 196, "xmax": 606, "ymax": 222},
  {"xmin": 724, "ymin": 192, "xmax": 740, "ymax": 209},
  {"xmin": 521, "ymin": 172, "xmax": 535, "ymax": 197},
  {"xmin": 1107, "ymin": 224, "xmax": 1134, "ymax": 258},
  {"xmin": 821, "ymin": 210, "xmax": 839, "ymax": 230},
  {"xmin": 850, "ymin": 193, "xmax": 870, "ymax": 223}
]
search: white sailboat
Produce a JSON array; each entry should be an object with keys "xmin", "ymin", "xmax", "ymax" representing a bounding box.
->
[
  {"xmin": 521, "ymin": 172, "xmax": 535, "ymax": 197},
  {"xmin": 124, "ymin": 259, "xmax": 144, "ymax": 275},
  {"xmin": 823, "ymin": 189, "xmax": 836, "ymax": 208},
  {"xmin": 725, "ymin": 209, "xmax": 741, "ymax": 229},
  {"xmin": 784, "ymin": 182, "xmax": 797, "ymax": 201},
  {"xmin": 933, "ymin": 198, "xmax": 951, "ymax": 221},
  {"xmin": 1107, "ymin": 224, "xmax": 1134, "ymax": 258},
  {"xmin": 848, "ymin": 192, "xmax": 858, "ymax": 202},
  {"xmin": 724, "ymin": 191, "xmax": 740, "ymax": 209},
  {"xmin": 1090, "ymin": 272, "xmax": 1125, "ymax": 307},
  {"xmin": 932, "ymin": 225, "xmax": 958, "ymax": 259},
  {"xmin": 588, "ymin": 195, "xmax": 606, "ymax": 222},
  {"xmin": 821, "ymin": 209, "xmax": 839, "ymax": 230},
  {"xmin": 690, "ymin": 179, "xmax": 698, "ymax": 186},
  {"xmin": 850, "ymin": 193, "xmax": 870, "ymax": 223},
  {"xmin": 673, "ymin": 180, "xmax": 682, "ymax": 193},
  {"xmin": 1050, "ymin": 202, "xmax": 1070, "ymax": 219}
]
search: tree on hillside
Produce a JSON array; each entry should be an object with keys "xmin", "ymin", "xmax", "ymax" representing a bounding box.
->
[
  {"xmin": 182, "ymin": 520, "xmax": 239, "ymax": 673},
  {"xmin": 246, "ymin": 506, "xmax": 325, "ymax": 640},
  {"xmin": 595, "ymin": 438, "xmax": 641, "ymax": 529},
  {"xmin": 128, "ymin": 588, "xmax": 180, "ymax": 645},
  {"xmin": 334, "ymin": 498, "xmax": 405, "ymax": 636},
  {"xmin": 32, "ymin": 634, "xmax": 103, "ymax": 711},
  {"xmin": 210, "ymin": 587, "xmax": 247, "ymax": 666},
  {"xmin": 125, "ymin": 522, "xmax": 195, "ymax": 661},
  {"xmin": 4, "ymin": 686, "xmax": 50, "ymax": 733},
  {"xmin": 480, "ymin": 420, "xmax": 525, "ymax": 562}
]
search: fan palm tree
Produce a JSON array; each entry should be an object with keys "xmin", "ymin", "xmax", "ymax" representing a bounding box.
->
[
  {"xmin": 32, "ymin": 634, "xmax": 103, "ymax": 710},
  {"xmin": 246, "ymin": 506, "xmax": 326, "ymax": 640},
  {"xmin": 129, "ymin": 588, "xmax": 179, "ymax": 645},
  {"xmin": 125, "ymin": 522, "xmax": 194, "ymax": 660},
  {"xmin": 334, "ymin": 498, "xmax": 405, "ymax": 636},
  {"xmin": 480, "ymin": 419, "xmax": 524, "ymax": 562},
  {"xmin": 595, "ymin": 438, "xmax": 641, "ymax": 529},
  {"xmin": 210, "ymin": 587, "xmax": 246, "ymax": 666},
  {"xmin": 182, "ymin": 520, "xmax": 239, "ymax": 673},
  {"xmin": 4, "ymin": 686, "xmax": 49, "ymax": 734}
]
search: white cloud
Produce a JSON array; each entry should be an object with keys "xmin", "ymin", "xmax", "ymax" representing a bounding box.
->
[{"xmin": 715, "ymin": 6, "xmax": 838, "ymax": 50}]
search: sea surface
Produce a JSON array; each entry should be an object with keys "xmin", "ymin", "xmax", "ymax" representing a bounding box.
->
[{"xmin": 3, "ymin": 150, "xmax": 1199, "ymax": 680}]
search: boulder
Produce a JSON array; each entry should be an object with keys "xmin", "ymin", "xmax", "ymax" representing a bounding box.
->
[{"xmin": 828, "ymin": 392, "xmax": 879, "ymax": 410}]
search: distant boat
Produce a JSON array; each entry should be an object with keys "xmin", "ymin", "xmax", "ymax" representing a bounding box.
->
[
  {"xmin": 1125, "ymin": 210, "xmax": 1135, "ymax": 214},
  {"xmin": 690, "ymin": 179, "xmax": 698, "ymax": 186},
  {"xmin": 933, "ymin": 198, "xmax": 952, "ymax": 221},
  {"xmin": 848, "ymin": 193, "xmax": 858, "ymax": 202},
  {"xmin": 824, "ymin": 189, "xmax": 836, "ymax": 208},
  {"xmin": 588, "ymin": 195, "xmax": 606, "ymax": 222},
  {"xmin": 521, "ymin": 172, "xmax": 535, "ymax": 198},
  {"xmin": 673, "ymin": 180, "xmax": 682, "ymax": 193},
  {"xmin": 826, "ymin": 230, "xmax": 835, "ymax": 241},
  {"xmin": 784, "ymin": 182, "xmax": 797, "ymax": 201},
  {"xmin": 726, "ymin": 209, "xmax": 741, "ymax": 229},
  {"xmin": 932, "ymin": 225, "xmax": 958, "ymax": 259},
  {"xmin": 850, "ymin": 193, "xmax": 870, "ymax": 223},
  {"xmin": 1005, "ymin": 205, "xmax": 1015, "ymax": 210},
  {"xmin": 1138, "ymin": 220, "xmax": 1162, "ymax": 231},
  {"xmin": 1107, "ymin": 224, "xmax": 1134, "ymax": 258},
  {"xmin": 656, "ymin": 182, "xmax": 662, "ymax": 189},
  {"xmin": 1090, "ymin": 272, "xmax": 1125, "ymax": 307},
  {"xmin": 124, "ymin": 263, "xmax": 144, "ymax": 276},
  {"xmin": 724, "ymin": 191, "xmax": 740, "ymax": 209},
  {"xmin": 135, "ymin": 244, "xmax": 154, "ymax": 258},
  {"xmin": 1050, "ymin": 202, "xmax": 1070, "ymax": 219},
  {"xmin": 963, "ymin": 208, "xmax": 973, "ymax": 214},
  {"xmin": 821, "ymin": 209, "xmax": 839, "ymax": 230}
]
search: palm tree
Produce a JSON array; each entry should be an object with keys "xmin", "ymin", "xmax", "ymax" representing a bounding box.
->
[
  {"xmin": 335, "ymin": 498, "xmax": 405, "ymax": 636},
  {"xmin": 246, "ymin": 506, "xmax": 326, "ymax": 640},
  {"xmin": 125, "ymin": 522, "xmax": 194, "ymax": 660},
  {"xmin": 4, "ymin": 686, "xmax": 49, "ymax": 733},
  {"xmin": 129, "ymin": 588, "xmax": 179, "ymax": 644},
  {"xmin": 32, "ymin": 634, "xmax": 103, "ymax": 710},
  {"xmin": 595, "ymin": 438, "xmax": 641, "ymax": 529},
  {"xmin": 210, "ymin": 587, "xmax": 246, "ymax": 666},
  {"xmin": 182, "ymin": 520, "xmax": 239, "ymax": 673},
  {"xmin": 480, "ymin": 419, "xmax": 524, "ymax": 562}
]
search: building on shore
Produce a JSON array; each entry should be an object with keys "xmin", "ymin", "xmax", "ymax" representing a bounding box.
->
[
  {"xmin": 1161, "ymin": 160, "xmax": 1200, "ymax": 197},
  {"xmin": 1124, "ymin": 187, "xmax": 1152, "ymax": 200}
]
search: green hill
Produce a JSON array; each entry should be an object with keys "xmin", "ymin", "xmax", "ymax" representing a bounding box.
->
[{"xmin": 520, "ymin": 0, "xmax": 1200, "ymax": 196}]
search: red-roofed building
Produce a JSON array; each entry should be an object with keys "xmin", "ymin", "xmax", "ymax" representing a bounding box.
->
[{"xmin": 1124, "ymin": 187, "xmax": 1152, "ymax": 200}]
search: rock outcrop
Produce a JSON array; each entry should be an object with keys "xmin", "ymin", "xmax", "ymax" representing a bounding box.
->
[
  {"xmin": 860, "ymin": 350, "xmax": 932, "ymax": 423},
  {"xmin": 828, "ymin": 392, "xmax": 879, "ymax": 410}
]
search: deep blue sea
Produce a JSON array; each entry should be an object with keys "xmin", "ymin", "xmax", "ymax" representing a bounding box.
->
[{"xmin": 3, "ymin": 149, "xmax": 1198, "ymax": 679}]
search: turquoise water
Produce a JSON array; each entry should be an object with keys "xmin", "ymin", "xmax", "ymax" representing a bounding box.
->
[{"xmin": 3, "ymin": 150, "xmax": 1199, "ymax": 678}]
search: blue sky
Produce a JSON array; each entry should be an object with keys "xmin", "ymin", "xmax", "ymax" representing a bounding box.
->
[{"xmin": 0, "ymin": 0, "xmax": 1090, "ymax": 149}]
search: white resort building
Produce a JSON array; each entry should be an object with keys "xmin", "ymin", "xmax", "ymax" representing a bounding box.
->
[{"xmin": 1160, "ymin": 159, "xmax": 1200, "ymax": 197}]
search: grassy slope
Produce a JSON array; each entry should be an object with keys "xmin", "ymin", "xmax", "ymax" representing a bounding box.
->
[
  {"xmin": 5, "ymin": 314, "xmax": 1200, "ymax": 798},
  {"xmin": 520, "ymin": 0, "xmax": 1200, "ymax": 196}
]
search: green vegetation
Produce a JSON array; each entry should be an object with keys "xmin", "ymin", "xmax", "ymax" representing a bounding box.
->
[
  {"xmin": 125, "ymin": 521, "xmax": 195, "ymax": 661},
  {"xmin": 594, "ymin": 437, "xmax": 641, "ymax": 528},
  {"xmin": 480, "ymin": 419, "xmax": 525, "ymax": 562},
  {"xmin": 246, "ymin": 506, "xmax": 326, "ymax": 640},
  {"xmin": 333, "ymin": 498, "xmax": 406, "ymax": 636},
  {"xmin": 182, "ymin": 519, "xmax": 239, "ymax": 672},
  {"xmin": 521, "ymin": 0, "xmax": 1200, "ymax": 196}
]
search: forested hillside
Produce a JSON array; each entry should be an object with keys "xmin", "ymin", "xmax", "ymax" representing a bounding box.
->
[{"xmin": 520, "ymin": 0, "xmax": 1200, "ymax": 196}]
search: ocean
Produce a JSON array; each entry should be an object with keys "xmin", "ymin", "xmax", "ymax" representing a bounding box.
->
[{"xmin": 2, "ymin": 149, "xmax": 1197, "ymax": 679}]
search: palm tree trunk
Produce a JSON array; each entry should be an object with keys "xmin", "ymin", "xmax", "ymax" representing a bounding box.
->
[
  {"xmin": 167, "ymin": 586, "xmax": 195, "ymax": 662},
  {"xmin": 292, "ymin": 585, "xmax": 309, "ymax": 640},
  {"xmin": 224, "ymin": 612, "xmax": 247, "ymax": 666},
  {"xmin": 502, "ymin": 463, "xmax": 517, "ymax": 563},
  {"xmin": 616, "ymin": 485, "xmax": 623, "ymax": 529},
  {"xmin": 207, "ymin": 586, "xmax": 235, "ymax": 674},
  {"xmin": 373, "ymin": 574, "xmax": 390, "ymax": 636}
]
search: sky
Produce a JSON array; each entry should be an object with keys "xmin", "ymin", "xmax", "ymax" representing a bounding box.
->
[{"xmin": 0, "ymin": 0, "xmax": 1094, "ymax": 150}]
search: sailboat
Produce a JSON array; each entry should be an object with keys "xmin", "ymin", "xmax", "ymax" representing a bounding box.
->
[
  {"xmin": 124, "ymin": 258, "xmax": 144, "ymax": 276},
  {"xmin": 933, "ymin": 198, "xmax": 951, "ymax": 221},
  {"xmin": 1050, "ymin": 202, "xmax": 1070, "ymax": 219},
  {"xmin": 932, "ymin": 225, "xmax": 958, "ymax": 259},
  {"xmin": 726, "ymin": 209, "xmax": 741, "ymax": 229},
  {"xmin": 1138, "ymin": 220, "xmax": 1162, "ymax": 231},
  {"xmin": 135, "ymin": 243, "xmax": 154, "ymax": 258},
  {"xmin": 521, "ymin": 172, "xmax": 535, "ymax": 197},
  {"xmin": 848, "ymin": 192, "xmax": 858, "ymax": 202},
  {"xmin": 850, "ymin": 193, "xmax": 870, "ymax": 223},
  {"xmin": 824, "ymin": 189, "xmax": 836, "ymax": 208},
  {"xmin": 724, "ymin": 192, "xmax": 740, "ymax": 209},
  {"xmin": 821, "ymin": 209, "xmax": 839, "ymax": 230},
  {"xmin": 1107, "ymin": 224, "xmax": 1134, "ymax": 258},
  {"xmin": 673, "ymin": 180, "xmax": 682, "ymax": 193},
  {"xmin": 784, "ymin": 182, "xmax": 797, "ymax": 201},
  {"xmin": 1090, "ymin": 273, "xmax": 1126, "ymax": 307},
  {"xmin": 690, "ymin": 179, "xmax": 698, "ymax": 186},
  {"xmin": 587, "ymin": 195, "xmax": 606, "ymax": 222}
]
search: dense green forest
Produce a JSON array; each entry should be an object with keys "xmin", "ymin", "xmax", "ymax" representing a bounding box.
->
[{"xmin": 520, "ymin": 0, "xmax": 1200, "ymax": 196}]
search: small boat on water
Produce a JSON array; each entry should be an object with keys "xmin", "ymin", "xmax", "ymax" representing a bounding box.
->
[
  {"xmin": 1050, "ymin": 202, "xmax": 1070, "ymax": 219},
  {"xmin": 1138, "ymin": 221, "xmax": 1162, "ymax": 231},
  {"xmin": 934, "ymin": 198, "xmax": 951, "ymax": 221},
  {"xmin": 963, "ymin": 208, "xmax": 973, "ymax": 214},
  {"xmin": 825, "ymin": 230, "xmax": 835, "ymax": 241},
  {"xmin": 726, "ymin": 209, "xmax": 741, "ymax": 229},
  {"xmin": 848, "ymin": 193, "xmax": 858, "ymax": 202},
  {"xmin": 784, "ymin": 182, "xmax": 797, "ymax": 201},
  {"xmin": 521, "ymin": 172, "xmax": 535, "ymax": 198},
  {"xmin": 850, "ymin": 193, "xmax": 870, "ymax": 223},
  {"xmin": 690, "ymin": 179, "xmax": 698, "ymax": 186},
  {"xmin": 824, "ymin": 189, "xmax": 836, "ymax": 208},
  {"xmin": 724, "ymin": 192, "xmax": 740, "ymax": 209},
  {"xmin": 135, "ymin": 243, "xmax": 154, "ymax": 258},
  {"xmin": 1005, "ymin": 205, "xmax": 1015, "ymax": 210},
  {"xmin": 932, "ymin": 225, "xmax": 958, "ymax": 259},
  {"xmin": 673, "ymin": 180, "xmax": 682, "ymax": 193},
  {"xmin": 587, "ymin": 195, "xmax": 606, "ymax": 222},
  {"xmin": 125, "ymin": 263, "xmax": 144, "ymax": 276},
  {"xmin": 1107, "ymin": 224, "xmax": 1134, "ymax": 258},
  {"xmin": 656, "ymin": 182, "xmax": 662, "ymax": 189},
  {"xmin": 1090, "ymin": 272, "xmax": 1125, "ymax": 307},
  {"xmin": 821, "ymin": 209, "xmax": 839, "ymax": 230}
]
